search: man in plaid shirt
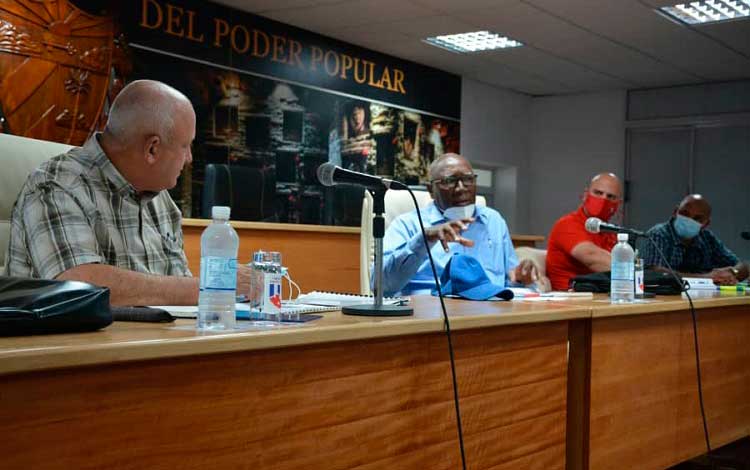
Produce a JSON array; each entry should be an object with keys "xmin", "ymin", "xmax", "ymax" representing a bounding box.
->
[
  {"xmin": 640, "ymin": 194, "xmax": 748, "ymax": 285},
  {"xmin": 4, "ymin": 80, "xmax": 250, "ymax": 305}
]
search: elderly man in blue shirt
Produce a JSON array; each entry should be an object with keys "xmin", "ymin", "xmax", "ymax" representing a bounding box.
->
[{"xmin": 381, "ymin": 153, "xmax": 538, "ymax": 296}]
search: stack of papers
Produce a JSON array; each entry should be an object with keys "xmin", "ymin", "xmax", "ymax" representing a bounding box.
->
[
  {"xmin": 682, "ymin": 277, "xmax": 716, "ymax": 290},
  {"xmin": 293, "ymin": 291, "xmax": 407, "ymax": 307}
]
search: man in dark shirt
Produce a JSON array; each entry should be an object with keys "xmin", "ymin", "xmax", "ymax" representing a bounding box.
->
[{"xmin": 640, "ymin": 194, "xmax": 748, "ymax": 285}]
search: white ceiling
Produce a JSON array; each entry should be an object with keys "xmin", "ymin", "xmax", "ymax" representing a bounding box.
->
[{"xmin": 215, "ymin": 0, "xmax": 750, "ymax": 96}]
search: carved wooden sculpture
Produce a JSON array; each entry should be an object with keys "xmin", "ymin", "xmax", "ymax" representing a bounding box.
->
[{"xmin": 0, "ymin": 0, "xmax": 115, "ymax": 145}]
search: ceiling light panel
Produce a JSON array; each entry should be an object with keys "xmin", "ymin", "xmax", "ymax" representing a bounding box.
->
[
  {"xmin": 658, "ymin": 1, "xmax": 750, "ymax": 25},
  {"xmin": 425, "ymin": 31, "xmax": 523, "ymax": 53}
]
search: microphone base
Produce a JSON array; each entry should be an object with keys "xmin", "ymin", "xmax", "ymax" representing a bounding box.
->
[{"xmin": 341, "ymin": 303, "xmax": 413, "ymax": 316}]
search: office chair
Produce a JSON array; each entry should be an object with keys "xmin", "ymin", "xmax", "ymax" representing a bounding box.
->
[{"xmin": 201, "ymin": 164, "xmax": 276, "ymax": 221}]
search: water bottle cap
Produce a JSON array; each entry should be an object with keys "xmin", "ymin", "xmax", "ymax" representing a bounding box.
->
[
  {"xmin": 617, "ymin": 233, "xmax": 629, "ymax": 242},
  {"xmin": 212, "ymin": 206, "xmax": 231, "ymax": 220}
]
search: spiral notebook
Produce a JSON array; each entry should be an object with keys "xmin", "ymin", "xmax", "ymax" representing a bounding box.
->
[{"xmin": 293, "ymin": 291, "xmax": 408, "ymax": 307}]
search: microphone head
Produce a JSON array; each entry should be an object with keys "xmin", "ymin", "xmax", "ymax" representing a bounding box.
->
[
  {"xmin": 316, "ymin": 162, "xmax": 337, "ymax": 187},
  {"xmin": 585, "ymin": 217, "xmax": 602, "ymax": 234},
  {"xmin": 742, "ymin": 231, "xmax": 750, "ymax": 241}
]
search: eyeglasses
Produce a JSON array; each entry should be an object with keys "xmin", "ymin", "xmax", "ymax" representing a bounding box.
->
[{"xmin": 431, "ymin": 174, "xmax": 478, "ymax": 189}]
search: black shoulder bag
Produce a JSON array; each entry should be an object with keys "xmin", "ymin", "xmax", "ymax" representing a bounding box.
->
[
  {"xmin": 570, "ymin": 270, "xmax": 683, "ymax": 295},
  {"xmin": 0, "ymin": 276, "xmax": 111, "ymax": 336}
]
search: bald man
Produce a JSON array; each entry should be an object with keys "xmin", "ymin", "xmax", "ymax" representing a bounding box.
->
[
  {"xmin": 4, "ymin": 80, "xmax": 250, "ymax": 305},
  {"xmin": 640, "ymin": 194, "xmax": 748, "ymax": 285},
  {"xmin": 381, "ymin": 153, "xmax": 538, "ymax": 296},
  {"xmin": 546, "ymin": 173, "xmax": 623, "ymax": 291}
]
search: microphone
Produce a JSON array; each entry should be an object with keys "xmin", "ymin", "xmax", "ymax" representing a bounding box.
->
[
  {"xmin": 585, "ymin": 217, "xmax": 646, "ymax": 238},
  {"xmin": 741, "ymin": 232, "xmax": 750, "ymax": 241},
  {"xmin": 316, "ymin": 163, "xmax": 407, "ymax": 190}
]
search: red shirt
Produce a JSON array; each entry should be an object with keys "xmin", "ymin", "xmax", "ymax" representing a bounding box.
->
[{"xmin": 546, "ymin": 207, "xmax": 617, "ymax": 291}]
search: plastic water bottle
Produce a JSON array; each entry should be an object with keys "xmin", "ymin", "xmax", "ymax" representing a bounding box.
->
[
  {"xmin": 611, "ymin": 233, "xmax": 635, "ymax": 303},
  {"xmin": 198, "ymin": 206, "xmax": 238, "ymax": 330}
]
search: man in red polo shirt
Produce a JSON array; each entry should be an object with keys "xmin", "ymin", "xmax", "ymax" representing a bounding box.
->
[{"xmin": 546, "ymin": 173, "xmax": 623, "ymax": 291}]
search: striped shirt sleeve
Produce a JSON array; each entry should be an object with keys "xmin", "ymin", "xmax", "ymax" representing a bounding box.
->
[{"xmin": 22, "ymin": 184, "xmax": 103, "ymax": 279}]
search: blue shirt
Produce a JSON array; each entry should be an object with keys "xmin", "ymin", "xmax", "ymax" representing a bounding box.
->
[
  {"xmin": 380, "ymin": 203, "xmax": 519, "ymax": 296},
  {"xmin": 640, "ymin": 219, "xmax": 739, "ymax": 273}
]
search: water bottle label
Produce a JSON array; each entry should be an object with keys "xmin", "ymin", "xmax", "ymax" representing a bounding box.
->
[
  {"xmin": 262, "ymin": 272, "xmax": 282, "ymax": 314},
  {"xmin": 200, "ymin": 256, "xmax": 237, "ymax": 291},
  {"xmin": 635, "ymin": 268, "xmax": 644, "ymax": 295},
  {"xmin": 612, "ymin": 262, "xmax": 634, "ymax": 281}
]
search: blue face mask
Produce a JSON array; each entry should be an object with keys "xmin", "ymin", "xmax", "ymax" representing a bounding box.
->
[{"xmin": 673, "ymin": 214, "xmax": 702, "ymax": 239}]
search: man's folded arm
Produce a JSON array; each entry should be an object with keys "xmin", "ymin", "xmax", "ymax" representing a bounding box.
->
[
  {"xmin": 709, "ymin": 233, "xmax": 748, "ymax": 281},
  {"xmin": 56, "ymin": 263, "xmax": 199, "ymax": 306},
  {"xmin": 380, "ymin": 221, "xmax": 429, "ymax": 296},
  {"xmin": 570, "ymin": 241, "xmax": 611, "ymax": 272},
  {"xmin": 551, "ymin": 222, "xmax": 612, "ymax": 274},
  {"xmin": 499, "ymin": 219, "xmax": 525, "ymax": 285},
  {"xmin": 22, "ymin": 187, "xmax": 201, "ymax": 306}
]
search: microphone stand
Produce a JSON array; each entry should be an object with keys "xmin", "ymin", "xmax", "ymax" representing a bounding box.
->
[{"xmin": 342, "ymin": 187, "xmax": 413, "ymax": 316}]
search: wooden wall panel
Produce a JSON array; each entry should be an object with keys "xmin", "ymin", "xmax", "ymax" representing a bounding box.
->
[
  {"xmin": 588, "ymin": 305, "xmax": 750, "ymax": 470},
  {"xmin": 0, "ymin": 321, "xmax": 569, "ymax": 470},
  {"xmin": 182, "ymin": 224, "xmax": 361, "ymax": 294},
  {"xmin": 182, "ymin": 221, "xmax": 544, "ymax": 296}
]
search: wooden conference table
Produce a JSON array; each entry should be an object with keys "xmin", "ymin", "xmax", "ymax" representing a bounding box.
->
[
  {"xmin": 0, "ymin": 293, "xmax": 748, "ymax": 470},
  {"xmin": 563, "ymin": 292, "xmax": 750, "ymax": 470}
]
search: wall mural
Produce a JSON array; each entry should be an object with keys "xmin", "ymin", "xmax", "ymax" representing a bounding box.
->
[
  {"xmin": 0, "ymin": 0, "xmax": 461, "ymax": 227},
  {"xmin": 134, "ymin": 49, "xmax": 460, "ymax": 226}
]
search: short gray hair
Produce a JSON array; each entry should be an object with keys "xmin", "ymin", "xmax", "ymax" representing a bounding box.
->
[
  {"xmin": 429, "ymin": 153, "xmax": 469, "ymax": 179},
  {"xmin": 106, "ymin": 80, "xmax": 190, "ymax": 144}
]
